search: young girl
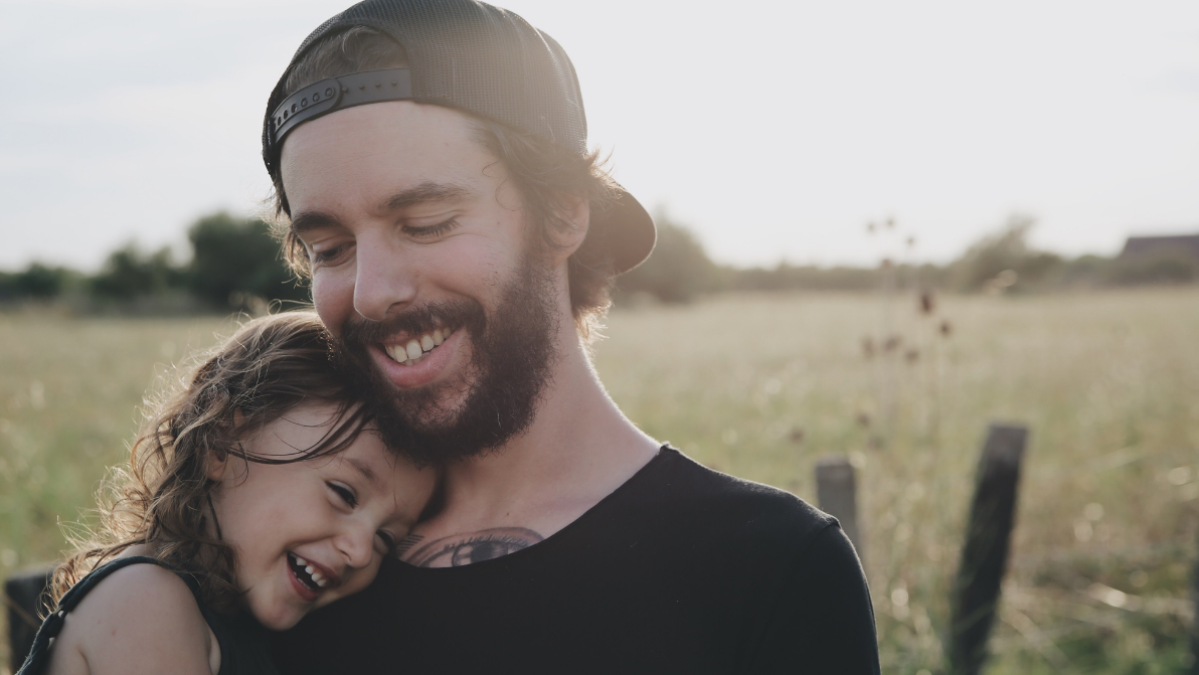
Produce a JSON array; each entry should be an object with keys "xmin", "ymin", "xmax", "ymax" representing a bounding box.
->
[{"xmin": 18, "ymin": 312, "xmax": 436, "ymax": 675}]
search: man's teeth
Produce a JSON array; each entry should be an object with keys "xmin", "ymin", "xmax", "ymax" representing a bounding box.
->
[{"xmin": 385, "ymin": 327, "xmax": 452, "ymax": 365}]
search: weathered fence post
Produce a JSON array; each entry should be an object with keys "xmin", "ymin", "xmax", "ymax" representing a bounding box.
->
[
  {"xmin": 946, "ymin": 423, "xmax": 1028, "ymax": 675},
  {"xmin": 1191, "ymin": 524, "xmax": 1199, "ymax": 675},
  {"xmin": 4, "ymin": 565, "xmax": 54, "ymax": 673},
  {"xmin": 816, "ymin": 456, "xmax": 864, "ymax": 561}
]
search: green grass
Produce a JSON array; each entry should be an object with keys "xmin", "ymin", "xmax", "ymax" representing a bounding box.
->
[
  {"xmin": 3, "ymin": 289, "xmax": 1198, "ymax": 673},
  {"xmin": 0, "ymin": 311, "xmax": 242, "ymax": 673}
]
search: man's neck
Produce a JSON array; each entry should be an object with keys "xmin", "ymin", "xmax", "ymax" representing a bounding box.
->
[{"xmin": 399, "ymin": 320, "xmax": 660, "ymax": 567}]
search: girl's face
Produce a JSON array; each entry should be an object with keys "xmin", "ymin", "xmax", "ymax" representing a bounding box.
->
[{"xmin": 207, "ymin": 402, "xmax": 435, "ymax": 630}]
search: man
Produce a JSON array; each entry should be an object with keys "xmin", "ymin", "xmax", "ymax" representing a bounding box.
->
[{"xmin": 266, "ymin": 1, "xmax": 880, "ymax": 672}]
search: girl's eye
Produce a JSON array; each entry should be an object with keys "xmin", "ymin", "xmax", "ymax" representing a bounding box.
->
[
  {"xmin": 327, "ymin": 482, "xmax": 357, "ymax": 508},
  {"xmin": 404, "ymin": 218, "xmax": 458, "ymax": 239}
]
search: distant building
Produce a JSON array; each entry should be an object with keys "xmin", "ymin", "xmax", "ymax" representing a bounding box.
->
[{"xmin": 1119, "ymin": 233, "xmax": 1199, "ymax": 260}]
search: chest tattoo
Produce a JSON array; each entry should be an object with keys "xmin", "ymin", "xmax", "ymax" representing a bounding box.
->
[
  {"xmin": 403, "ymin": 527, "xmax": 545, "ymax": 567},
  {"xmin": 393, "ymin": 533, "xmax": 424, "ymax": 557}
]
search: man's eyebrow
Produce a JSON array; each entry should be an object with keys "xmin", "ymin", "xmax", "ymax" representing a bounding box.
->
[
  {"xmin": 289, "ymin": 210, "xmax": 341, "ymax": 237},
  {"xmin": 289, "ymin": 182, "xmax": 471, "ymax": 237},
  {"xmin": 381, "ymin": 181, "xmax": 473, "ymax": 211}
]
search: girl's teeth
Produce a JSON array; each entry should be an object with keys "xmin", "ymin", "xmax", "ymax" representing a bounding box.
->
[
  {"xmin": 295, "ymin": 556, "xmax": 307, "ymax": 566},
  {"xmin": 305, "ymin": 565, "xmax": 315, "ymax": 575}
]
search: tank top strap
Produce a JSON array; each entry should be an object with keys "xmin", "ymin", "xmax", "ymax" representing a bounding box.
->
[
  {"xmin": 16, "ymin": 556, "xmax": 204, "ymax": 675},
  {"xmin": 57, "ymin": 556, "xmax": 203, "ymax": 611}
]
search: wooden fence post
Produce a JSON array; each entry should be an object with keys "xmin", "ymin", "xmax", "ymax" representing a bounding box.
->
[
  {"xmin": 1191, "ymin": 524, "xmax": 1199, "ymax": 675},
  {"xmin": 946, "ymin": 423, "xmax": 1028, "ymax": 675},
  {"xmin": 4, "ymin": 565, "xmax": 54, "ymax": 673},
  {"xmin": 816, "ymin": 456, "xmax": 864, "ymax": 562}
]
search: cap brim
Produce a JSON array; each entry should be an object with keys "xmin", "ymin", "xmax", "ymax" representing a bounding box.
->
[{"xmin": 589, "ymin": 185, "xmax": 656, "ymax": 275}]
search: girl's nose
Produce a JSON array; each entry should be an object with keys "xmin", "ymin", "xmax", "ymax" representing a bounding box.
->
[{"xmin": 335, "ymin": 524, "xmax": 376, "ymax": 569}]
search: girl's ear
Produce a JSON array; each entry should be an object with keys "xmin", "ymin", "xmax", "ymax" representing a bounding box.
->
[
  {"xmin": 205, "ymin": 448, "xmax": 229, "ymax": 482},
  {"xmin": 206, "ymin": 408, "xmax": 242, "ymax": 481}
]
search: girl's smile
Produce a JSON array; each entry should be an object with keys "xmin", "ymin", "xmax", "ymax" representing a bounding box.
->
[{"xmin": 287, "ymin": 552, "xmax": 340, "ymax": 597}]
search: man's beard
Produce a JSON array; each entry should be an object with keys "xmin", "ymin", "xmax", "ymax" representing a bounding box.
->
[{"xmin": 332, "ymin": 258, "xmax": 560, "ymax": 466}]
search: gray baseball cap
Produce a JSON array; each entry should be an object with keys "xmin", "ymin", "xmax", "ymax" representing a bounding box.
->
[{"xmin": 262, "ymin": 0, "xmax": 655, "ymax": 274}]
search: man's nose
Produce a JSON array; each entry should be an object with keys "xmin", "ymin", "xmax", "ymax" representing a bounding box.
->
[{"xmin": 353, "ymin": 234, "xmax": 418, "ymax": 322}]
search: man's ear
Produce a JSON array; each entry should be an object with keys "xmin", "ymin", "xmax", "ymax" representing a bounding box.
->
[{"xmin": 546, "ymin": 194, "xmax": 590, "ymax": 266}]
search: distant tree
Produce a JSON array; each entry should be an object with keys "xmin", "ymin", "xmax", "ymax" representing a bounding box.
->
[
  {"xmin": 615, "ymin": 212, "xmax": 720, "ymax": 303},
  {"xmin": 950, "ymin": 214, "xmax": 1064, "ymax": 291},
  {"xmin": 0, "ymin": 262, "xmax": 75, "ymax": 301},
  {"xmin": 187, "ymin": 212, "xmax": 308, "ymax": 309},
  {"xmin": 18, "ymin": 263, "xmax": 68, "ymax": 299},
  {"xmin": 90, "ymin": 244, "xmax": 183, "ymax": 300},
  {"xmin": 1058, "ymin": 254, "xmax": 1110, "ymax": 286}
]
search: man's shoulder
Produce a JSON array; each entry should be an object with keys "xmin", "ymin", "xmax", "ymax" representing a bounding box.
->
[{"xmin": 613, "ymin": 446, "xmax": 839, "ymax": 554}]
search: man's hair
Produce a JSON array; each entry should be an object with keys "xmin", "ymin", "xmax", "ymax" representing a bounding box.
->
[{"xmin": 269, "ymin": 27, "xmax": 620, "ymax": 337}]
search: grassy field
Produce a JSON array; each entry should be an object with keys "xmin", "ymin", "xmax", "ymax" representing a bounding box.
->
[{"xmin": 2, "ymin": 289, "xmax": 1198, "ymax": 673}]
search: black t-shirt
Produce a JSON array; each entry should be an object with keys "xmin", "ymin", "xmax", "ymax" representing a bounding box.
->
[{"xmin": 274, "ymin": 447, "xmax": 880, "ymax": 674}]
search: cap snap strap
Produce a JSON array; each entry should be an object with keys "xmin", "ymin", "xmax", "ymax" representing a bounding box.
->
[{"xmin": 269, "ymin": 68, "xmax": 413, "ymax": 148}]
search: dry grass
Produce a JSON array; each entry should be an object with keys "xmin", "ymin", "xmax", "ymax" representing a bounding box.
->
[
  {"xmin": 600, "ymin": 288, "xmax": 1199, "ymax": 673},
  {"xmin": 2, "ymin": 289, "xmax": 1198, "ymax": 673}
]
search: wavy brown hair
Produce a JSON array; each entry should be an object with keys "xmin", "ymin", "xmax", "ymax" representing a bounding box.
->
[
  {"xmin": 51, "ymin": 312, "xmax": 374, "ymax": 612},
  {"xmin": 267, "ymin": 26, "xmax": 621, "ymax": 339}
]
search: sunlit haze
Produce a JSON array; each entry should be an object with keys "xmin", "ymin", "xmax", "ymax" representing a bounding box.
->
[{"xmin": 2, "ymin": 0, "xmax": 1197, "ymax": 270}]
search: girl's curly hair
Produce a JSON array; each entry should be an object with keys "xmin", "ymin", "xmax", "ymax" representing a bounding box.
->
[{"xmin": 51, "ymin": 312, "xmax": 374, "ymax": 612}]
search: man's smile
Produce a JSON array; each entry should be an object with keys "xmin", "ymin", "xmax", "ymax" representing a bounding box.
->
[
  {"xmin": 382, "ymin": 324, "xmax": 457, "ymax": 366},
  {"xmin": 369, "ymin": 323, "xmax": 467, "ymax": 390}
]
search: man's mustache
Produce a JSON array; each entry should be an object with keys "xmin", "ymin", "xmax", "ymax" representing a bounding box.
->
[{"xmin": 338, "ymin": 299, "xmax": 486, "ymax": 347}]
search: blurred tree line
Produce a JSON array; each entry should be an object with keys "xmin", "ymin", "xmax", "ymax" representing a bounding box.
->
[
  {"xmin": 0, "ymin": 213, "xmax": 307, "ymax": 312},
  {"xmin": 946, "ymin": 215, "xmax": 1198, "ymax": 291},
  {"xmin": 1, "ymin": 211, "xmax": 1194, "ymax": 311},
  {"xmin": 614, "ymin": 213, "xmax": 1197, "ymax": 303}
]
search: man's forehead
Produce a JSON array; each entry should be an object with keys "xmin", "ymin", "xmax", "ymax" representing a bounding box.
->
[
  {"xmin": 279, "ymin": 101, "xmax": 496, "ymax": 211},
  {"xmin": 281, "ymin": 100, "xmax": 481, "ymax": 165}
]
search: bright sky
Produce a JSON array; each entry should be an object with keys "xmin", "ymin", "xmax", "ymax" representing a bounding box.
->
[{"xmin": 2, "ymin": 0, "xmax": 1197, "ymax": 270}]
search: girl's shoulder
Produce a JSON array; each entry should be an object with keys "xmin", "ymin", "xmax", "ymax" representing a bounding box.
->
[{"xmin": 43, "ymin": 559, "xmax": 219, "ymax": 675}]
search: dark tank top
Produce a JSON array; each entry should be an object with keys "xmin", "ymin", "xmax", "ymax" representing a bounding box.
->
[{"xmin": 16, "ymin": 556, "xmax": 278, "ymax": 675}]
